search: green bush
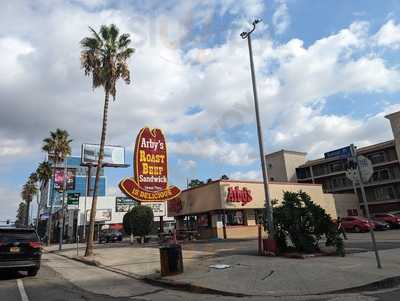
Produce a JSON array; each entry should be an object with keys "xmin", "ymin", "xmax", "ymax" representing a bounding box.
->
[
  {"xmin": 272, "ymin": 191, "xmax": 345, "ymax": 256},
  {"xmin": 123, "ymin": 205, "xmax": 154, "ymax": 243}
]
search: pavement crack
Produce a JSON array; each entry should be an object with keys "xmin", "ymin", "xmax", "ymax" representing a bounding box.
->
[
  {"xmin": 262, "ymin": 270, "xmax": 274, "ymax": 280},
  {"xmin": 128, "ymin": 288, "xmax": 165, "ymax": 297}
]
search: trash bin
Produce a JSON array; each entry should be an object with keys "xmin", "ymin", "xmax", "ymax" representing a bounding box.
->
[{"xmin": 159, "ymin": 244, "xmax": 183, "ymax": 276}]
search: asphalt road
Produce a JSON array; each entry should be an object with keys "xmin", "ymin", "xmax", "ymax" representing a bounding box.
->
[
  {"xmin": 1, "ymin": 261, "xmax": 400, "ymax": 301},
  {"xmin": 0, "ymin": 265, "xmax": 131, "ymax": 301},
  {"xmin": 1, "ymin": 230, "xmax": 400, "ymax": 301}
]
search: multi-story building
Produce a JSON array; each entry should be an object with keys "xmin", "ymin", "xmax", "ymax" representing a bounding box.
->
[
  {"xmin": 41, "ymin": 156, "xmax": 106, "ymax": 210},
  {"xmin": 293, "ymin": 111, "xmax": 400, "ymax": 214}
]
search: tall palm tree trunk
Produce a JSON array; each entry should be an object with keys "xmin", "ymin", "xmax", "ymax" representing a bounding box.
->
[
  {"xmin": 35, "ymin": 186, "xmax": 41, "ymax": 231},
  {"xmin": 25, "ymin": 199, "xmax": 31, "ymax": 227},
  {"xmin": 85, "ymin": 91, "xmax": 110, "ymax": 257},
  {"xmin": 46, "ymin": 163, "xmax": 57, "ymax": 245}
]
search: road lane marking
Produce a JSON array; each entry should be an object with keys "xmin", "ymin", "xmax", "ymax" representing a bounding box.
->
[{"xmin": 17, "ymin": 279, "xmax": 29, "ymax": 301}]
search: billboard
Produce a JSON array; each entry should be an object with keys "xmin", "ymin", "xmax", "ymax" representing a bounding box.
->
[
  {"xmin": 143, "ymin": 202, "xmax": 166, "ymax": 217},
  {"xmin": 54, "ymin": 168, "xmax": 76, "ymax": 190},
  {"xmin": 81, "ymin": 144, "xmax": 125, "ymax": 167},
  {"xmin": 86, "ymin": 209, "xmax": 112, "ymax": 222},
  {"xmin": 119, "ymin": 128, "xmax": 181, "ymax": 202},
  {"xmin": 115, "ymin": 197, "xmax": 138, "ymax": 212}
]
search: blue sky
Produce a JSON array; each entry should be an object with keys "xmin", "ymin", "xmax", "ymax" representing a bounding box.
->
[{"xmin": 1, "ymin": 0, "xmax": 400, "ymax": 220}]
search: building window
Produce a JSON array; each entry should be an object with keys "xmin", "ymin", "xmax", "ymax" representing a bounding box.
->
[
  {"xmin": 226, "ymin": 210, "xmax": 245, "ymax": 226},
  {"xmin": 197, "ymin": 214, "xmax": 210, "ymax": 227},
  {"xmin": 329, "ymin": 162, "xmax": 343, "ymax": 173},
  {"xmin": 369, "ymin": 152, "xmax": 386, "ymax": 164},
  {"xmin": 374, "ymin": 186, "xmax": 396, "ymax": 201},
  {"xmin": 372, "ymin": 169, "xmax": 391, "ymax": 182}
]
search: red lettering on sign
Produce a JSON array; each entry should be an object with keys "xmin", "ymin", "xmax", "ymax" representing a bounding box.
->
[{"xmin": 226, "ymin": 186, "xmax": 252, "ymax": 206}]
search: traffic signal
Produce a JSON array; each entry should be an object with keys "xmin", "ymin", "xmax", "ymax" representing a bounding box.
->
[{"xmin": 6, "ymin": 219, "xmax": 10, "ymax": 224}]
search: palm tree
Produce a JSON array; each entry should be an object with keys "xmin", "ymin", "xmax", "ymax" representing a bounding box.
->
[
  {"xmin": 21, "ymin": 175, "xmax": 38, "ymax": 227},
  {"xmin": 42, "ymin": 129, "xmax": 72, "ymax": 244},
  {"xmin": 80, "ymin": 24, "xmax": 134, "ymax": 256},
  {"xmin": 36, "ymin": 161, "xmax": 53, "ymax": 230},
  {"xmin": 16, "ymin": 202, "xmax": 27, "ymax": 227}
]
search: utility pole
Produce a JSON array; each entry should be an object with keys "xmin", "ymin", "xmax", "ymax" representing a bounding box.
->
[
  {"xmin": 83, "ymin": 165, "xmax": 91, "ymax": 240},
  {"xmin": 59, "ymin": 159, "xmax": 68, "ymax": 250},
  {"xmin": 350, "ymin": 144, "xmax": 382, "ymax": 269},
  {"xmin": 241, "ymin": 19, "xmax": 274, "ymax": 238}
]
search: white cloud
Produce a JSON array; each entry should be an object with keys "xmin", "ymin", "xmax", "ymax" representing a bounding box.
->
[
  {"xmin": 177, "ymin": 159, "xmax": 197, "ymax": 170},
  {"xmin": 272, "ymin": 0, "xmax": 290, "ymax": 35},
  {"xmin": 0, "ymin": 135, "xmax": 32, "ymax": 157},
  {"xmin": 0, "ymin": 37, "xmax": 34, "ymax": 84},
  {"xmin": 373, "ymin": 19, "xmax": 400, "ymax": 49},
  {"xmin": 270, "ymin": 104, "xmax": 400, "ymax": 158},
  {"xmin": 1, "ymin": 2, "xmax": 400, "ymax": 197},
  {"xmin": 169, "ymin": 139, "xmax": 257, "ymax": 166},
  {"xmin": 230, "ymin": 170, "xmax": 261, "ymax": 180}
]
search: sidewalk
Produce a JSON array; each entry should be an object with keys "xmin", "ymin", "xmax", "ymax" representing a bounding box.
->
[
  {"xmin": 45, "ymin": 243, "xmax": 400, "ymax": 297},
  {"xmin": 46, "ymin": 242, "xmax": 214, "ymax": 278},
  {"xmin": 164, "ymin": 248, "xmax": 400, "ymax": 296}
]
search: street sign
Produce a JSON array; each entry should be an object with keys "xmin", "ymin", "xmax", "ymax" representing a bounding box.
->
[
  {"xmin": 358, "ymin": 155, "xmax": 374, "ymax": 183},
  {"xmin": 67, "ymin": 193, "xmax": 80, "ymax": 209},
  {"xmin": 324, "ymin": 146, "xmax": 352, "ymax": 159},
  {"xmin": 143, "ymin": 202, "xmax": 166, "ymax": 217}
]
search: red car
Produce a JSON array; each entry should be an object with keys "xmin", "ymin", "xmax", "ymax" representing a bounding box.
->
[
  {"xmin": 341, "ymin": 216, "xmax": 375, "ymax": 232},
  {"xmin": 373, "ymin": 213, "xmax": 400, "ymax": 229}
]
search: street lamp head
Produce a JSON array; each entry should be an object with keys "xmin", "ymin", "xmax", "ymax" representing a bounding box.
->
[
  {"xmin": 240, "ymin": 32, "xmax": 248, "ymax": 39},
  {"xmin": 253, "ymin": 18, "xmax": 262, "ymax": 25}
]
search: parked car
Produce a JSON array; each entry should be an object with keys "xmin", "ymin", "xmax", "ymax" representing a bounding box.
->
[
  {"xmin": 341, "ymin": 216, "xmax": 375, "ymax": 232},
  {"xmin": 99, "ymin": 230, "xmax": 123, "ymax": 243},
  {"xmin": 373, "ymin": 213, "xmax": 400, "ymax": 229},
  {"xmin": 0, "ymin": 228, "xmax": 42, "ymax": 276},
  {"xmin": 372, "ymin": 219, "xmax": 390, "ymax": 231}
]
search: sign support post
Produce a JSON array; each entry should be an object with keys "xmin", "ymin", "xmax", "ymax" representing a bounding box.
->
[
  {"xmin": 350, "ymin": 144, "xmax": 382, "ymax": 269},
  {"xmin": 59, "ymin": 160, "xmax": 68, "ymax": 251}
]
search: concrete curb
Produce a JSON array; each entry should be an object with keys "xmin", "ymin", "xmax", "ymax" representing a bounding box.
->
[
  {"xmin": 47, "ymin": 250, "xmax": 400, "ymax": 298},
  {"xmin": 49, "ymin": 251, "xmax": 247, "ymax": 297}
]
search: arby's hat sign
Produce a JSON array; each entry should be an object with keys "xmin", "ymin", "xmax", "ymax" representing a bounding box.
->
[{"xmin": 119, "ymin": 127, "xmax": 181, "ymax": 202}]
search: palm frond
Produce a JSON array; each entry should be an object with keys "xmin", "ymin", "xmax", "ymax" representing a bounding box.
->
[
  {"xmin": 109, "ymin": 24, "xmax": 119, "ymax": 44},
  {"xmin": 118, "ymin": 33, "xmax": 131, "ymax": 49}
]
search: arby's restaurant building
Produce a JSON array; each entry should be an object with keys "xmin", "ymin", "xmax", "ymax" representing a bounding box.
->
[{"xmin": 167, "ymin": 179, "xmax": 360, "ymax": 239}]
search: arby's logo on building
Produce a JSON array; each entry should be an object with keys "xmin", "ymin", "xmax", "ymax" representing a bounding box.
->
[
  {"xmin": 226, "ymin": 186, "xmax": 252, "ymax": 206},
  {"xmin": 119, "ymin": 127, "xmax": 181, "ymax": 202}
]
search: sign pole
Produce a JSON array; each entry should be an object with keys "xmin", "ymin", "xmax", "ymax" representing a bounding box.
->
[
  {"xmin": 83, "ymin": 165, "xmax": 91, "ymax": 240},
  {"xmin": 59, "ymin": 159, "xmax": 68, "ymax": 251},
  {"xmin": 350, "ymin": 144, "xmax": 382, "ymax": 269}
]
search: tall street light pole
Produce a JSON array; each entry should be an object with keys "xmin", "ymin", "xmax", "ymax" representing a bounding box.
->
[{"xmin": 241, "ymin": 19, "xmax": 274, "ymax": 238}]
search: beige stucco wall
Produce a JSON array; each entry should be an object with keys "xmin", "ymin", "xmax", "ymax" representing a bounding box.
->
[
  {"xmin": 330, "ymin": 193, "xmax": 361, "ymax": 218},
  {"xmin": 265, "ymin": 151, "xmax": 307, "ymax": 182},
  {"xmin": 283, "ymin": 152, "xmax": 307, "ymax": 182},
  {"xmin": 266, "ymin": 152, "xmax": 288, "ymax": 182},
  {"xmin": 169, "ymin": 180, "xmax": 360, "ymax": 221},
  {"xmin": 172, "ymin": 181, "xmax": 221, "ymax": 216}
]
